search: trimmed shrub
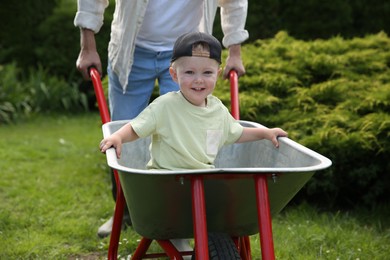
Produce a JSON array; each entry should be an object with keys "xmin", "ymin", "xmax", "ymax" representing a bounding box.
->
[{"xmin": 215, "ymin": 31, "xmax": 390, "ymax": 209}]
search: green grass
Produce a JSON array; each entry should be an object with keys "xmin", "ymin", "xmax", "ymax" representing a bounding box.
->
[
  {"xmin": 0, "ymin": 113, "xmax": 113, "ymax": 259},
  {"xmin": 0, "ymin": 114, "xmax": 389, "ymax": 259},
  {"xmin": 271, "ymin": 204, "xmax": 390, "ymax": 259}
]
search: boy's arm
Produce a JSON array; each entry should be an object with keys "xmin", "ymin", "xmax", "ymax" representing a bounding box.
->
[
  {"xmin": 236, "ymin": 127, "xmax": 288, "ymax": 148},
  {"xmin": 100, "ymin": 122, "xmax": 140, "ymax": 158}
]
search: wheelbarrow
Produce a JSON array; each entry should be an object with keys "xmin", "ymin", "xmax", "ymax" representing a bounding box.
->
[{"xmin": 90, "ymin": 68, "xmax": 332, "ymax": 260}]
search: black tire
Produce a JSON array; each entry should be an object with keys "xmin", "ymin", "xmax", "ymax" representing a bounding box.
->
[{"xmin": 192, "ymin": 232, "xmax": 241, "ymax": 260}]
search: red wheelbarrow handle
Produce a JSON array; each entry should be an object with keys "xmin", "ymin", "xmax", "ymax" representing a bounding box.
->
[
  {"xmin": 229, "ymin": 70, "xmax": 240, "ymax": 120},
  {"xmin": 88, "ymin": 67, "xmax": 125, "ymax": 260},
  {"xmin": 89, "ymin": 67, "xmax": 111, "ymax": 124}
]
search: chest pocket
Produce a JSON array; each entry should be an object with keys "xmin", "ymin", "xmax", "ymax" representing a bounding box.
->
[{"xmin": 206, "ymin": 129, "xmax": 223, "ymax": 155}]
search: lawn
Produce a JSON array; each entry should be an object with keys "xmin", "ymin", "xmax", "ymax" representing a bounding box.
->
[{"xmin": 0, "ymin": 114, "xmax": 389, "ymax": 259}]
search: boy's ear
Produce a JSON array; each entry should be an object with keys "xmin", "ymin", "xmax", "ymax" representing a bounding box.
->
[{"xmin": 169, "ymin": 66, "xmax": 178, "ymax": 82}]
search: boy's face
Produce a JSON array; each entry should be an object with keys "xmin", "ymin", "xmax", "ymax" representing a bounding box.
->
[{"xmin": 169, "ymin": 56, "xmax": 221, "ymax": 107}]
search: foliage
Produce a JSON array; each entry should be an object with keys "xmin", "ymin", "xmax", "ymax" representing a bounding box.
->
[
  {"xmin": 0, "ymin": 0, "xmax": 58, "ymax": 67},
  {"xmin": 213, "ymin": 0, "xmax": 390, "ymax": 41},
  {"xmin": 215, "ymin": 31, "xmax": 390, "ymax": 208},
  {"xmin": 278, "ymin": 0, "xmax": 353, "ymax": 39},
  {"xmin": 0, "ymin": 64, "xmax": 26, "ymax": 123},
  {"xmin": 0, "ymin": 0, "xmax": 114, "ymax": 83},
  {"xmin": 34, "ymin": 0, "xmax": 114, "ymax": 83},
  {"xmin": 1, "ymin": 0, "xmax": 389, "ymax": 86},
  {"xmin": 0, "ymin": 63, "xmax": 88, "ymax": 123},
  {"xmin": 35, "ymin": 0, "xmax": 84, "ymax": 82}
]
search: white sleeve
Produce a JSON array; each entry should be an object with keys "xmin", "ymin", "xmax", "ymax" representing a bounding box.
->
[
  {"xmin": 73, "ymin": 0, "xmax": 109, "ymax": 33},
  {"xmin": 219, "ymin": 0, "xmax": 249, "ymax": 47}
]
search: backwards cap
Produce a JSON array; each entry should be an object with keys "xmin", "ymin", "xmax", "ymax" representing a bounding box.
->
[{"xmin": 171, "ymin": 32, "xmax": 222, "ymax": 64}]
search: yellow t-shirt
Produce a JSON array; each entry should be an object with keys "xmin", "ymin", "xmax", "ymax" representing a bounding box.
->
[{"xmin": 131, "ymin": 91, "xmax": 243, "ymax": 170}]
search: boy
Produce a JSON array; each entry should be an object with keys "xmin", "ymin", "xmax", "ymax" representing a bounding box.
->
[{"xmin": 100, "ymin": 32, "xmax": 287, "ymax": 169}]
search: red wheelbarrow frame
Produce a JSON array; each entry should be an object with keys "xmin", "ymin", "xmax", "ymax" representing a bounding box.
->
[{"xmin": 90, "ymin": 68, "xmax": 275, "ymax": 260}]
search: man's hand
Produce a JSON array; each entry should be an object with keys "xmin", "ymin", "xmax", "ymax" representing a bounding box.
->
[{"xmin": 223, "ymin": 44, "xmax": 245, "ymax": 79}]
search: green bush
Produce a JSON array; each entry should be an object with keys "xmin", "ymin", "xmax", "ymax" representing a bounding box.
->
[
  {"xmin": 278, "ymin": 0, "xmax": 353, "ymax": 40},
  {"xmin": 0, "ymin": 0, "xmax": 58, "ymax": 68},
  {"xmin": 0, "ymin": 0, "xmax": 113, "ymax": 83},
  {"xmin": 0, "ymin": 64, "xmax": 29, "ymax": 123},
  {"xmin": 2, "ymin": 0, "xmax": 389, "ymax": 88},
  {"xmin": 0, "ymin": 63, "xmax": 88, "ymax": 123},
  {"xmin": 212, "ymin": 0, "xmax": 390, "ymax": 41},
  {"xmin": 215, "ymin": 31, "xmax": 390, "ymax": 209},
  {"xmin": 35, "ymin": 0, "xmax": 114, "ymax": 83},
  {"xmin": 35, "ymin": 0, "xmax": 82, "ymax": 82}
]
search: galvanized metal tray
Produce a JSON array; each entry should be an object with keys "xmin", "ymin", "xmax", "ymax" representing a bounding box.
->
[{"xmin": 102, "ymin": 120, "xmax": 331, "ymax": 239}]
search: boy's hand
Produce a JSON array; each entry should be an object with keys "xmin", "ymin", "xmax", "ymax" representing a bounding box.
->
[
  {"xmin": 268, "ymin": 128, "xmax": 288, "ymax": 148},
  {"xmin": 99, "ymin": 135, "xmax": 122, "ymax": 159}
]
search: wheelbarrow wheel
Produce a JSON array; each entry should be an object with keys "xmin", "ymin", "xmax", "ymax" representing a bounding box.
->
[{"xmin": 192, "ymin": 232, "xmax": 240, "ymax": 260}]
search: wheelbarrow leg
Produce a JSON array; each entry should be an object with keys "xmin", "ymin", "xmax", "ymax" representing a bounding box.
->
[
  {"xmin": 239, "ymin": 236, "xmax": 252, "ymax": 260},
  {"xmin": 254, "ymin": 175, "xmax": 275, "ymax": 260},
  {"xmin": 108, "ymin": 169, "xmax": 126, "ymax": 260},
  {"xmin": 157, "ymin": 240, "xmax": 186, "ymax": 259},
  {"xmin": 131, "ymin": 238, "xmax": 153, "ymax": 259},
  {"xmin": 232, "ymin": 236, "xmax": 252, "ymax": 260},
  {"xmin": 191, "ymin": 176, "xmax": 209, "ymax": 260}
]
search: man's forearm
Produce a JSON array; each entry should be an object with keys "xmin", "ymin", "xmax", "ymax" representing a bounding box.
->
[
  {"xmin": 80, "ymin": 28, "xmax": 97, "ymax": 51},
  {"xmin": 228, "ymin": 44, "xmax": 241, "ymax": 58}
]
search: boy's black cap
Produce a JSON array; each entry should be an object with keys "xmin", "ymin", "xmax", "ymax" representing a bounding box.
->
[{"xmin": 171, "ymin": 32, "xmax": 222, "ymax": 64}]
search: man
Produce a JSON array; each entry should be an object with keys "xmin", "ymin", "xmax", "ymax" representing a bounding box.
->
[{"xmin": 74, "ymin": 0, "xmax": 249, "ymax": 238}]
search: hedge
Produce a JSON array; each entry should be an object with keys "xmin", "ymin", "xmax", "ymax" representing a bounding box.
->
[{"xmin": 215, "ymin": 31, "xmax": 390, "ymax": 209}]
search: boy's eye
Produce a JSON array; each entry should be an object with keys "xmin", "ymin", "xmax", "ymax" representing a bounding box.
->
[
  {"xmin": 204, "ymin": 71, "xmax": 213, "ymax": 75},
  {"xmin": 185, "ymin": 71, "xmax": 194, "ymax": 75}
]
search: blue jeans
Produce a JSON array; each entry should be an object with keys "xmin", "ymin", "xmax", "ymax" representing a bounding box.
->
[{"xmin": 108, "ymin": 46, "xmax": 179, "ymax": 120}]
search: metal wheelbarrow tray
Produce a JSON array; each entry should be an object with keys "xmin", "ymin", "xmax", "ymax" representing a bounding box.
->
[{"xmin": 102, "ymin": 119, "xmax": 332, "ymax": 259}]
